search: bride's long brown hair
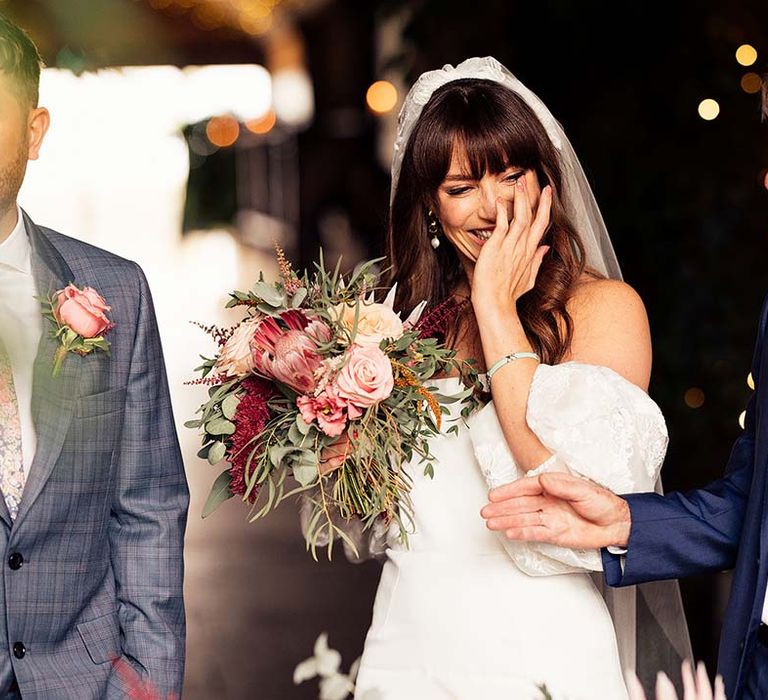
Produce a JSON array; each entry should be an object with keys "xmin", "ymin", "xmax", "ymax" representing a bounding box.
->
[{"xmin": 386, "ymin": 79, "xmax": 590, "ymax": 365}]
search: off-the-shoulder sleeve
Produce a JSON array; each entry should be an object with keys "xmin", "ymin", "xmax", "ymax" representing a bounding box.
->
[{"xmin": 468, "ymin": 362, "xmax": 668, "ymax": 575}]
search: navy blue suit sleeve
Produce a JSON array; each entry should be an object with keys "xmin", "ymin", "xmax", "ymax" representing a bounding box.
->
[{"xmin": 604, "ymin": 295, "xmax": 768, "ymax": 587}]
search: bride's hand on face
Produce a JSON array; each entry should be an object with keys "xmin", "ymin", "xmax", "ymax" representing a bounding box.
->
[{"xmin": 471, "ymin": 180, "xmax": 552, "ymax": 317}]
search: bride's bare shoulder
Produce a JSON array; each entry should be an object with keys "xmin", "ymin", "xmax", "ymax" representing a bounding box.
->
[{"xmin": 564, "ymin": 272, "xmax": 652, "ymax": 390}]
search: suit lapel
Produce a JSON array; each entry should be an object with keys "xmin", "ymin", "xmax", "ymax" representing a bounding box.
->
[{"xmin": 15, "ymin": 212, "xmax": 80, "ymax": 528}]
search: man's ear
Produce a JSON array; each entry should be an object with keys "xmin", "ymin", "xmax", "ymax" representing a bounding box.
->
[{"xmin": 27, "ymin": 106, "xmax": 50, "ymax": 161}]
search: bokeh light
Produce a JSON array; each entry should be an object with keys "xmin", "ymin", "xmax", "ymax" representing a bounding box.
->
[
  {"xmin": 272, "ymin": 69, "xmax": 314, "ymax": 127},
  {"xmin": 741, "ymin": 72, "xmax": 762, "ymax": 94},
  {"xmin": 238, "ymin": 3, "xmax": 274, "ymax": 36},
  {"xmin": 684, "ymin": 387, "xmax": 705, "ymax": 409},
  {"xmin": 206, "ymin": 115, "xmax": 240, "ymax": 147},
  {"xmin": 366, "ymin": 80, "xmax": 398, "ymax": 114},
  {"xmin": 245, "ymin": 110, "xmax": 277, "ymax": 134},
  {"xmin": 698, "ymin": 99, "xmax": 720, "ymax": 121},
  {"xmin": 736, "ymin": 44, "xmax": 758, "ymax": 67},
  {"xmin": 739, "ymin": 410, "xmax": 747, "ymax": 430},
  {"xmin": 748, "ymin": 373, "xmax": 755, "ymax": 390}
]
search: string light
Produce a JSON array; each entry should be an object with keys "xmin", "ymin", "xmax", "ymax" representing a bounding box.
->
[
  {"xmin": 206, "ymin": 115, "xmax": 240, "ymax": 147},
  {"xmin": 245, "ymin": 109, "xmax": 276, "ymax": 134},
  {"xmin": 147, "ymin": 0, "xmax": 288, "ymax": 35},
  {"xmin": 736, "ymin": 44, "xmax": 758, "ymax": 67},
  {"xmin": 697, "ymin": 99, "xmax": 720, "ymax": 121},
  {"xmin": 684, "ymin": 388, "xmax": 705, "ymax": 409},
  {"xmin": 366, "ymin": 80, "xmax": 398, "ymax": 114},
  {"xmin": 741, "ymin": 73, "xmax": 762, "ymax": 94}
]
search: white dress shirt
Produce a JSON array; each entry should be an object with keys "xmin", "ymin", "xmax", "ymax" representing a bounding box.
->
[{"xmin": 0, "ymin": 206, "xmax": 43, "ymax": 479}]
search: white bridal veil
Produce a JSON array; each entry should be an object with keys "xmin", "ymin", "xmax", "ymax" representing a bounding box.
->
[{"xmin": 390, "ymin": 56, "xmax": 693, "ymax": 690}]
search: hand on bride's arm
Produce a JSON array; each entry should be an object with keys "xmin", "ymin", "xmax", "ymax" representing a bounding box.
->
[{"xmin": 481, "ymin": 472, "xmax": 632, "ymax": 549}]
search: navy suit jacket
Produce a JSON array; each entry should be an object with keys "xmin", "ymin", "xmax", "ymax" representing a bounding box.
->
[{"xmin": 602, "ymin": 295, "xmax": 768, "ymax": 700}]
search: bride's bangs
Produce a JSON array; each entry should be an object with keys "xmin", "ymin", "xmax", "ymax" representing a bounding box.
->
[
  {"xmin": 451, "ymin": 111, "xmax": 541, "ymax": 181},
  {"xmin": 421, "ymin": 79, "xmax": 544, "ymax": 186}
]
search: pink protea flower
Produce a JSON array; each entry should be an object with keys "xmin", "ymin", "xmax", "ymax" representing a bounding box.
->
[{"xmin": 250, "ymin": 310, "xmax": 331, "ymax": 394}]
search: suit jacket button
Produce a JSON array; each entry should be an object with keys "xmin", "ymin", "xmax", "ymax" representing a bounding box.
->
[
  {"xmin": 13, "ymin": 642, "xmax": 25, "ymax": 659},
  {"xmin": 8, "ymin": 553, "xmax": 23, "ymax": 571}
]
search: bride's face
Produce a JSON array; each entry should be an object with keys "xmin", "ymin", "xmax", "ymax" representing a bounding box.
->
[{"xmin": 435, "ymin": 148, "xmax": 542, "ymax": 265}]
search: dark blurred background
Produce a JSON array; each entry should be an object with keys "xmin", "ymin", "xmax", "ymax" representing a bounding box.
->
[{"xmin": 1, "ymin": 0, "xmax": 767, "ymax": 697}]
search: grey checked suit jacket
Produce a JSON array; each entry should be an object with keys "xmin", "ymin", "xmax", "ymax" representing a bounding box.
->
[{"xmin": 0, "ymin": 212, "xmax": 189, "ymax": 698}]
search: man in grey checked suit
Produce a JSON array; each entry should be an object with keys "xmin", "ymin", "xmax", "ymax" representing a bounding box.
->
[{"xmin": 0, "ymin": 15, "xmax": 188, "ymax": 699}]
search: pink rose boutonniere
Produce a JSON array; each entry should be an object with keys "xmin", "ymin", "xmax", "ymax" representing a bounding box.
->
[{"xmin": 40, "ymin": 283, "xmax": 115, "ymax": 377}]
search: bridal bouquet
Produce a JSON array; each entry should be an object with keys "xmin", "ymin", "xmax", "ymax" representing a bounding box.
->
[{"xmin": 189, "ymin": 248, "xmax": 479, "ymax": 558}]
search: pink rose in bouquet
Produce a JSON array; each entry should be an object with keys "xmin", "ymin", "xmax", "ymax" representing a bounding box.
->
[
  {"xmin": 54, "ymin": 284, "xmax": 112, "ymax": 338},
  {"xmin": 335, "ymin": 345, "xmax": 394, "ymax": 411},
  {"xmin": 250, "ymin": 310, "xmax": 331, "ymax": 394}
]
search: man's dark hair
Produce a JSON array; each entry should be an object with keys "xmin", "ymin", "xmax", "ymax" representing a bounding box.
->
[{"xmin": 0, "ymin": 13, "xmax": 43, "ymax": 109}]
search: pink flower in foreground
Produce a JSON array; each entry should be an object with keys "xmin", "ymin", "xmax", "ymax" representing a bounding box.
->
[
  {"xmin": 54, "ymin": 284, "xmax": 113, "ymax": 338},
  {"xmin": 112, "ymin": 656, "xmax": 176, "ymax": 700},
  {"xmin": 297, "ymin": 385, "xmax": 358, "ymax": 437},
  {"xmin": 250, "ymin": 310, "xmax": 331, "ymax": 394},
  {"xmin": 335, "ymin": 345, "xmax": 394, "ymax": 411}
]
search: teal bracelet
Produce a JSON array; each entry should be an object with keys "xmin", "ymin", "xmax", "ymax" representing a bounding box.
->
[{"xmin": 486, "ymin": 351, "xmax": 540, "ymax": 383}]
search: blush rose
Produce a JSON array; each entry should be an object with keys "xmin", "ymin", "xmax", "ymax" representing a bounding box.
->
[
  {"xmin": 335, "ymin": 345, "xmax": 394, "ymax": 411},
  {"xmin": 54, "ymin": 284, "xmax": 112, "ymax": 338}
]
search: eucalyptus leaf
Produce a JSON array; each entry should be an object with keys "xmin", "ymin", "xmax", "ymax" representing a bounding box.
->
[
  {"xmin": 207, "ymin": 441, "xmax": 227, "ymax": 465},
  {"xmin": 256, "ymin": 303, "xmax": 278, "ymax": 315},
  {"xmin": 221, "ymin": 393, "xmax": 241, "ymax": 420},
  {"xmin": 252, "ymin": 281, "xmax": 286, "ymax": 306},
  {"xmin": 269, "ymin": 445, "xmax": 299, "ymax": 468},
  {"xmin": 287, "ymin": 421, "xmax": 304, "ymax": 446},
  {"xmin": 290, "ymin": 287, "xmax": 308, "ymax": 308},
  {"xmin": 184, "ymin": 419, "xmax": 202, "ymax": 429},
  {"xmin": 295, "ymin": 413, "xmax": 311, "ymax": 435},
  {"xmin": 202, "ymin": 470, "xmax": 234, "ymax": 518},
  {"xmin": 206, "ymin": 417, "xmax": 236, "ymax": 436},
  {"xmin": 293, "ymin": 450, "xmax": 319, "ymax": 486}
]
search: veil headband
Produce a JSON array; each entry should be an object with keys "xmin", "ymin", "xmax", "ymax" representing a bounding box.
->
[{"xmin": 390, "ymin": 56, "xmax": 622, "ymax": 280}]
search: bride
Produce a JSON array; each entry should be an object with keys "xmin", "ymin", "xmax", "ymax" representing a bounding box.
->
[{"xmin": 336, "ymin": 57, "xmax": 691, "ymax": 699}]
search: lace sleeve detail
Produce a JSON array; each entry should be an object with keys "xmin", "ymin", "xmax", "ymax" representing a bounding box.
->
[{"xmin": 468, "ymin": 362, "xmax": 668, "ymax": 575}]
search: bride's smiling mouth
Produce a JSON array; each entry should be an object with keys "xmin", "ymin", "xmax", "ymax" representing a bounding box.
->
[{"xmin": 468, "ymin": 228, "xmax": 495, "ymax": 244}]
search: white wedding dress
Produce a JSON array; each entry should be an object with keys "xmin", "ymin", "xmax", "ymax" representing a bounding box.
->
[{"xmin": 353, "ymin": 362, "xmax": 668, "ymax": 700}]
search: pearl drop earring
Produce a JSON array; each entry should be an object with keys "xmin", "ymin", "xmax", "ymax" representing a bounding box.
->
[{"xmin": 427, "ymin": 210, "xmax": 441, "ymax": 249}]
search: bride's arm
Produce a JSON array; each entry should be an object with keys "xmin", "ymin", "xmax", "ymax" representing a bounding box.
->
[{"xmin": 477, "ymin": 275, "xmax": 652, "ymax": 473}]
